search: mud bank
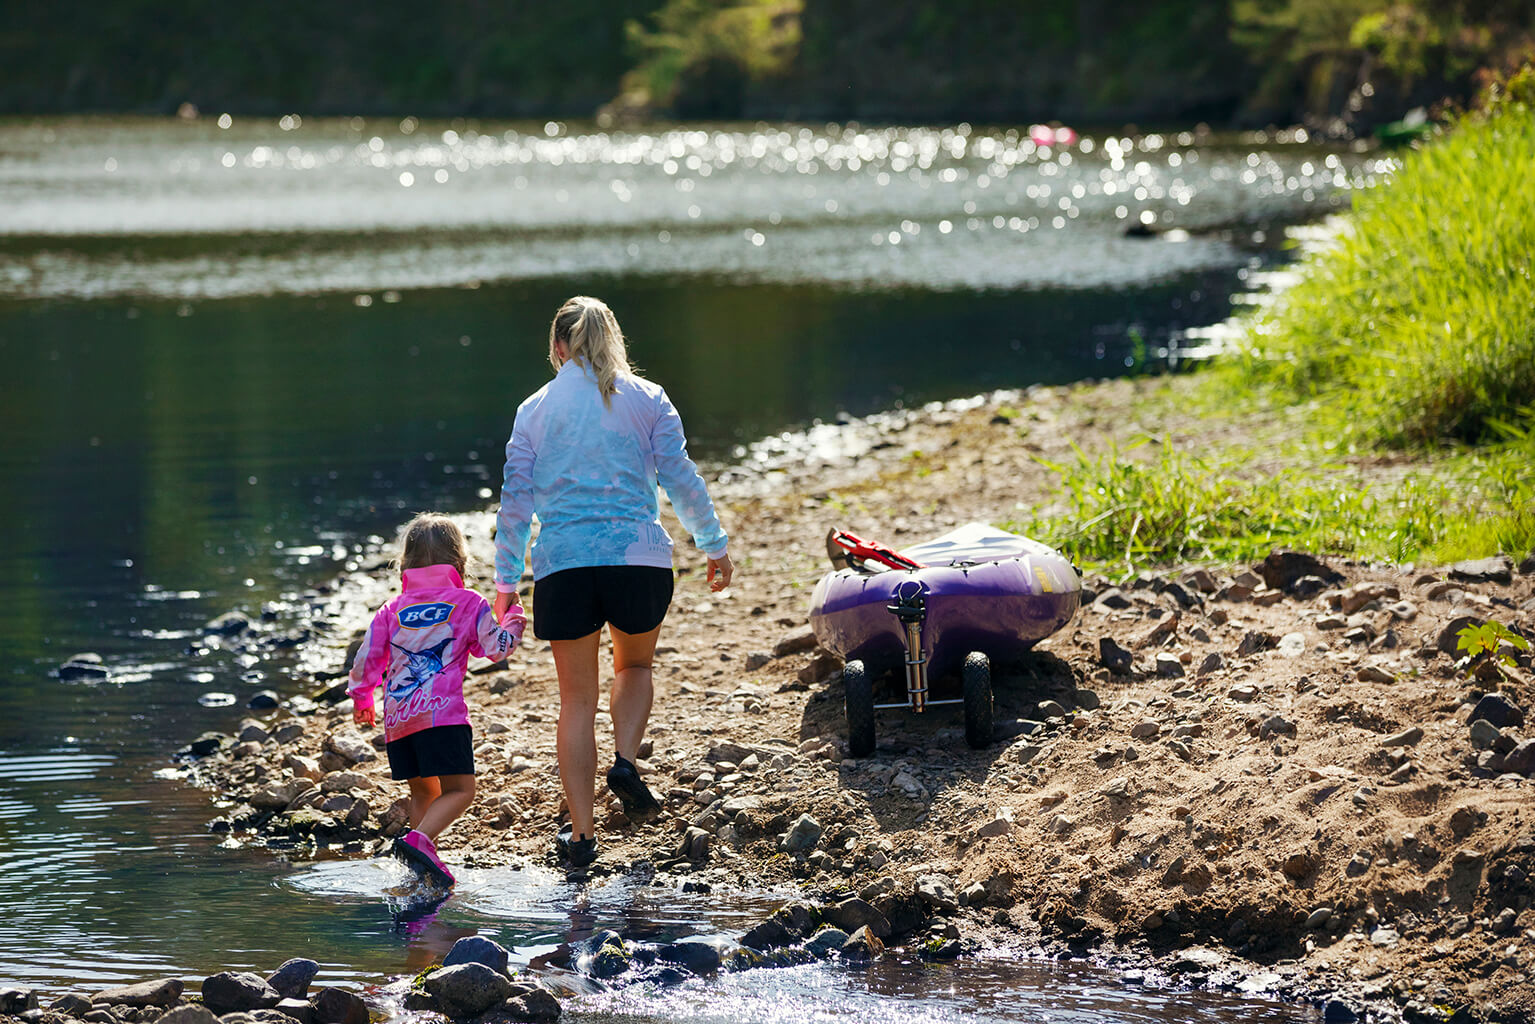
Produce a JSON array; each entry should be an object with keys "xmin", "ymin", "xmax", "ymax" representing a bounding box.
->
[{"xmin": 177, "ymin": 378, "xmax": 1535, "ymax": 1023}]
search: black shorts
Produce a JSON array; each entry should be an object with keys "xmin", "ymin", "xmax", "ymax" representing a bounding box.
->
[
  {"xmin": 385, "ymin": 724, "xmax": 475, "ymax": 781},
  {"xmin": 533, "ymin": 565, "xmax": 674, "ymax": 641}
]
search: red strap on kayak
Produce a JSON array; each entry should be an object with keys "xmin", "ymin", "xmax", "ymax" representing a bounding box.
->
[{"xmin": 829, "ymin": 529, "xmax": 926, "ymax": 571}]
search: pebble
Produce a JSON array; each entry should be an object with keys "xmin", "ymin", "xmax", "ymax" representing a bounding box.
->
[
  {"xmin": 1381, "ymin": 726, "xmax": 1423, "ymax": 747},
  {"xmin": 1130, "ymin": 720, "xmax": 1160, "ymax": 740},
  {"xmin": 1099, "ymin": 637, "xmax": 1133, "ymax": 674},
  {"xmin": 1154, "ymin": 653, "xmax": 1184, "ymax": 677},
  {"xmin": 779, "ymin": 814, "xmax": 823, "ymax": 853},
  {"xmin": 1276, "ymin": 632, "xmax": 1307, "ymax": 657},
  {"xmin": 1196, "ymin": 652, "xmax": 1223, "ymax": 676},
  {"xmin": 1356, "ymin": 665, "xmax": 1395, "ymax": 684}
]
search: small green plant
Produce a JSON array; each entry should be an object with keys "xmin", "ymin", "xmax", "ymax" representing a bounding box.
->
[{"xmin": 1455, "ymin": 620, "xmax": 1530, "ymax": 681}]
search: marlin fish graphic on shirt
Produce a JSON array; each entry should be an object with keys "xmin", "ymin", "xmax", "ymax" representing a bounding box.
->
[{"xmin": 385, "ymin": 634, "xmax": 454, "ymax": 727}]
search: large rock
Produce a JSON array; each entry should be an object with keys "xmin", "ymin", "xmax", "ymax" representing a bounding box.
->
[
  {"xmin": 311, "ymin": 988, "xmax": 368, "ymax": 1024},
  {"xmin": 656, "ymin": 939, "xmax": 723, "ymax": 975},
  {"xmin": 915, "ymin": 874, "xmax": 959, "ymax": 914},
  {"xmin": 443, "ymin": 936, "xmax": 512, "ymax": 973},
  {"xmin": 1470, "ymin": 693, "xmax": 1525, "ymax": 729},
  {"xmin": 497, "ymin": 988, "xmax": 561, "ymax": 1023},
  {"xmin": 274, "ymin": 998, "xmax": 315, "ymax": 1024},
  {"xmin": 155, "ymin": 1007, "xmax": 219, "ymax": 1024},
  {"xmin": 806, "ymin": 927, "xmax": 851, "ymax": 957},
  {"xmin": 424, "ymin": 964, "xmax": 513, "ymax": 1020},
  {"xmin": 266, "ymin": 959, "xmax": 319, "ymax": 1001},
  {"xmin": 821, "ymin": 897, "xmax": 891, "ymax": 939},
  {"xmin": 1470, "ymin": 718, "xmax": 1516, "ymax": 753},
  {"xmin": 779, "ymin": 814, "xmax": 823, "ymax": 854},
  {"xmin": 1255, "ymin": 550, "xmax": 1341, "ymax": 592},
  {"xmin": 771, "ymin": 629, "xmax": 818, "ymax": 658},
  {"xmin": 201, "ymin": 972, "xmax": 281, "ymax": 1015},
  {"xmin": 1098, "ymin": 637, "xmax": 1133, "ymax": 675},
  {"xmin": 91, "ymin": 979, "xmax": 185, "ymax": 1008},
  {"xmin": 250, "ymin": 778, "xmax": 315, "ymax": 812},
  {"xmin": 1504, "ymin": 740, "xmax": 1535, "ymax": 776},
  {"xmin": 323, "ymin": 732, "xmax": 376, "ymax": 766},
  {"xmin": 184, "ymin": 732, "xmax": 230, "ymax": 757},
  {"xmin": 739, "ymin": 918, "xmax": 794, "ymax": 951},
  {"xmin": 1450, "ymin": 556, "xmax": 1514, "ymax": 585},
  {"xmin": 1438, "ymin": 615, "xmax": 1485, "ymax": 655},
  {"xmin": 841, "ymin": 926, "xmax": 885, "ymax": 962},
  {"xmin": 0, "ymin": 990, "xmax": 37, "ymax": 1014},
  {"xmin": 50, "ymin": 994, "xmax": 93, "ymax": 1017}
]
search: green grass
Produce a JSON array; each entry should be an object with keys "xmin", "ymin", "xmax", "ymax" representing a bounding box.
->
[
  {"xmin": 1011, "ymin": 432, "xmax": 1534, "ymax": 574},
  {"xmin": 1011, "ymin": 77, "xmax": 1535, "ymax": 573},
  {"xmin": 1220, "ymin": 85, "xmax": 1535, "ymax": 448}
]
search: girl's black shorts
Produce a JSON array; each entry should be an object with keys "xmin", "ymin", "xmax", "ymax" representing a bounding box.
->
[
  {"xmin": 533, "ymin": 565, "xmax": 674, "ymax": 641},
  {"xmin": 385, "ymin": 724, "xmax": 475, "ymax": 781}
]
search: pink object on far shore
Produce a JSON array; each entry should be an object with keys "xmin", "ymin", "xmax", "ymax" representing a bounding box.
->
[{"xmin": 1029, "ymin": 123, "xmax": 1079, "ymax": 148}]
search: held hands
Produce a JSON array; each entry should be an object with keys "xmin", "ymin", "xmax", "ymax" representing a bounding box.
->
[
  {"xmin": 707, "ymin": 552, "xmax": 734, "ymax": 592},
  {"xmin": 493, "ymin": 588, "xmax": 524, "ymax": 624}
]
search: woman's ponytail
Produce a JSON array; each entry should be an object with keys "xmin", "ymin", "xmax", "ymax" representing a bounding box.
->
[{"xmin": 548, "ymin": 296, "xmax": 635, "ymax": 406}]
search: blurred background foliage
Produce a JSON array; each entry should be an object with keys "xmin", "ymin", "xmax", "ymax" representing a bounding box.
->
[{"xmin": 1, "ymin": 0, "xmax": 1532, "ymax": 126}]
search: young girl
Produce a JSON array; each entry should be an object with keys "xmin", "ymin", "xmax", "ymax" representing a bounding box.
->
[
  {"xmin": 349, "ymin": 513, "xmax": 526, "ymax": 886},
  {"xmin": 493, "ymin": 295, "xmax": 733, "ymax": 868}
]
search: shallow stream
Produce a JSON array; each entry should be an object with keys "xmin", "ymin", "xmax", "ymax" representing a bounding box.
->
[{"xmin": 0, "ymin": 115, "xmax": 1378, "ymax": 1017}]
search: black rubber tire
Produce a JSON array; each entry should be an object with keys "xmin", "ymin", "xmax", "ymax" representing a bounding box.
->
[
  {"xmin": 844, "ymin": 659, "xmax": 876, "ymax": 758},
  {"xmin": 963, "ymin": 651, "xmax": 994, "ymax": 749}
]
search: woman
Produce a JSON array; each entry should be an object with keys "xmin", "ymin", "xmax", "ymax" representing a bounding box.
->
[{"xmin": 493, "ymin": 295, "xmax": 733, "ymax": 868}]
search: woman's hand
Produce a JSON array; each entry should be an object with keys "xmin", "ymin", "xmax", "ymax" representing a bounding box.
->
[
  {"xmin": 353, "ymin": 704, "xmax": 375, "ymax": 727},
  {"xmin": 494, "ymin": 589, "xmax": 523, "ymax": 622},
  {"xmin": 707, "ymin": 552, "xmax": 734, "ymax": 592}
]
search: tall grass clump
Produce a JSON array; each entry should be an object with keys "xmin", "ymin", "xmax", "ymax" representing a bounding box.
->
[
  {"xmin": 1232, "ymin": 67, "xmax": 1535, "ymax": 447},
  {"xmin": 1012, "ymin": 438, "xmax": 1457, "ymax": 574}
]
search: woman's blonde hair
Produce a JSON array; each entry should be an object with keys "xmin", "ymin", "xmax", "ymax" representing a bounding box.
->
[
  {"xmin": 549, "ymin": 295, "xmax": 635, "ymax": 406},
  {"xmin": 398, "ymin": 513, "xmax": 468, "ymax": 577}
]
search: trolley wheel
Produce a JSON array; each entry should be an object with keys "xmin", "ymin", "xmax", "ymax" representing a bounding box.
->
[
  {"xmin": 844, "ymin": 659, "xmax": 876, "ymax": 758},
  {"xmin": 963, "ymin": 652, "xmax": 994, "ymax": 749}
]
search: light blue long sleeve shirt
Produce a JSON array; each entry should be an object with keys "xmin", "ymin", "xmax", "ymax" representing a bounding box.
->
[{"xmin": 495, "ymin": 361, "xmax": 729, "ymax": 590}]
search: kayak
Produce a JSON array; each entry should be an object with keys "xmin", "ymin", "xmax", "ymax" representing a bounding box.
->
[{"xmin": 808, "ymin": 523, "xmax": 1081, "ymax": 755}]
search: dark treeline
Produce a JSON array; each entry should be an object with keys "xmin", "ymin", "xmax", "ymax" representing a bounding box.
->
[{"xmin": 4, "ymin": 0, "xmax": 1532, "ymax": 126}]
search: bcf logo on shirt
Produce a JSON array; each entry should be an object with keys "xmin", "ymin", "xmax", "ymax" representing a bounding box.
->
[{"xmin": 397, "ymin": 602, "xmax": 453, "ymax": 629}]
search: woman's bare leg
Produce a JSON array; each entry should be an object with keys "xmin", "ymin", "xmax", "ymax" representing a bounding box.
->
[
  {"xmin": 609, "ymin": 625, "xmax": 661, "ymax": 762},
  {"xmin": 551, "ymin": 629, "xmax": 602, "ymax": 840}
]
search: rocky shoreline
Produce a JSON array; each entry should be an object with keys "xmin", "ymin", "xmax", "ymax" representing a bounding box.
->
[{"xmin": 26, "ymin": 377, "xmax": 1535, "ymax": 1024}]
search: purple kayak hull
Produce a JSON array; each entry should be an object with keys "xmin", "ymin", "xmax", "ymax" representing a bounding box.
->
[{"xmin": 809, "ymin": 525, "xmax": 1080, "ymax": 679}]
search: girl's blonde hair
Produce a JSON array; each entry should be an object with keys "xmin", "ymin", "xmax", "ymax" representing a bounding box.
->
[
  {"xmin": 399, "ymin": 513, "xmax": 468, "ymax": 577},
  {"xmin": 549, "ymin": 295, "xmax": 635, "ymax": 406}
]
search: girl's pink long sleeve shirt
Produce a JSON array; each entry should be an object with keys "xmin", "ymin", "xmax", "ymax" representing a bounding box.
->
[{"xmin": 347, "ymin": 564, "xmax": 526, "ymax": 742}]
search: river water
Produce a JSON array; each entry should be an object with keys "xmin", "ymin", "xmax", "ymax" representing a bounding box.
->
[{"xmin": 0, "ymin": 115, "xmax": 1382, "ymax": 1017}]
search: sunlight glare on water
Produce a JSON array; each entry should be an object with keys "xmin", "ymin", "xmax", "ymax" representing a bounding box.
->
[{"xmin": 0, "ymin": 118, "xmax": 1386, "ymax": 300}]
